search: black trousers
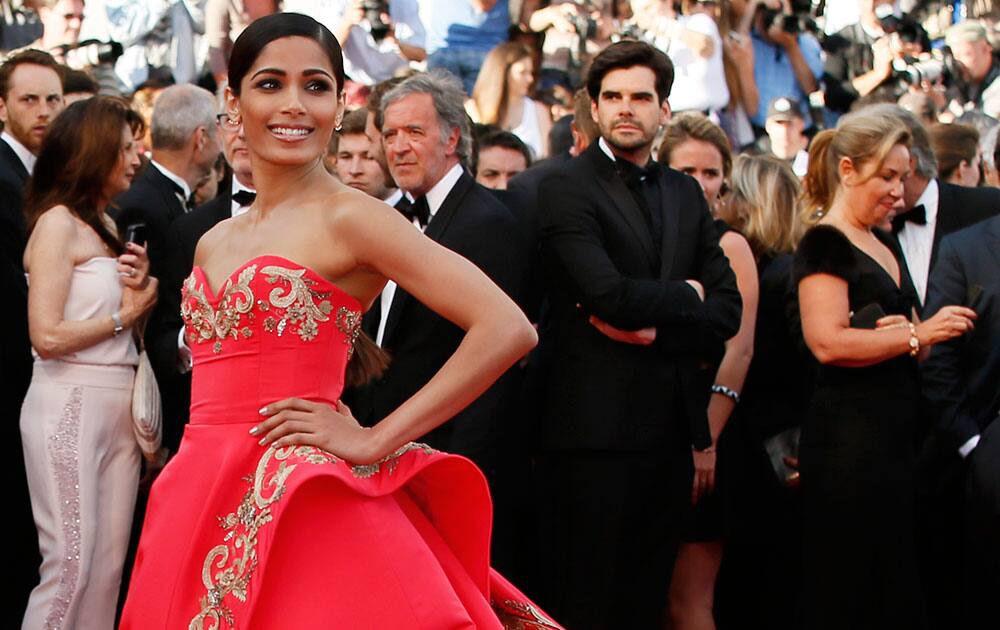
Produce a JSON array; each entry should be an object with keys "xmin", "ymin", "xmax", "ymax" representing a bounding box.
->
[{"xmin": 535, "ymin": 448, "xmax": 691, "ymax": 630}]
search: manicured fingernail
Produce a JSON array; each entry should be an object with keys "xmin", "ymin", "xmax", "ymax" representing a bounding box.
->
[
  {"xmin": 258, "ymin": 437, "xmax": 267, "ymax": 445},
  {"xmin": 248, "ymin": 426, "xmax": 258, "ymax": 435},
  {"xmin": 259, "ymin": 406, "xmax": 268, "ymax": 415}
]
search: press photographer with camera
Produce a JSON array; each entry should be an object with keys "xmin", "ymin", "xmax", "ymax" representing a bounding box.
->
[
  {"xmin": 747, "ymin": 0, "xmax": 822, "ymax": 132},
  {"xmin": 285, "ymin": 0, "xmax": 425, "ymax": 86},
  {"xmin": 823, "ymin": 0, "xmax": 938, "ymax": 118},
  {"xmin": 945, "ymin": 20, "xmax": 1000, "ymax": 119},
  {"xmin": 527, "ymin": 0, "xmax": 615, "ymax": 91}
]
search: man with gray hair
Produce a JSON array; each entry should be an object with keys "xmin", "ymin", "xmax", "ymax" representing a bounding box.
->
[
  {"xmin": 946, "ymin": 20, "xmax": 1000, "ymax": 118},
  {"xmin": 345, "ymin": 70, "xmax": 526, "ymax": 570},
  {"xmin": 113, "ymin": 83, "xmax": 221, "ymax": 275}
]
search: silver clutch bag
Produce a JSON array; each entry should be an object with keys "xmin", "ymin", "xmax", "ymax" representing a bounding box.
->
[{"xmin": 132, "ymin": 348, "xmax": 163, "ymax": 459}]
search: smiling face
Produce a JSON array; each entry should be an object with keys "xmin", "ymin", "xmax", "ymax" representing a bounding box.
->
[
  {"xmin": 0, "ymin": 63, "xmax": 65, "ymax": 155},
  {"xmin": 105, "ymin": 123, "xmax": 142, "ymax": 199},
  {"xmin": 668, "ymin": 138, "xmax": 726, "ymax": 203},
  {"xmin": 592, "ymin": 65, "xmax": 669, "ymax": 162},
  {"xmin": 382, "ymin": 92, "xmax": 460, "ymax": 197},
  {"xmin": 841, "ymin": 143, "xmax": 910, "ymax": 227},
  {"xmin": 229, "ymin": 36, "xmax": 344, "ymax": 169}
]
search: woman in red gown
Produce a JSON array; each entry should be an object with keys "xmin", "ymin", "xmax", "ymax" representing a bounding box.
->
[{"xmin": 120, "ymin": 13, "xmax": 559, "ymax": 629}]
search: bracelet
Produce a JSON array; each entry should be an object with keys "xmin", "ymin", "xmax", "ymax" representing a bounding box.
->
[
  {"xmin": 907, "ymin": 322, "xmax": 920, "ymax": 357},
  {"xmin": 710, "ymin": 383, "xmax": 740, "ymax": 404},
  {"xmin": 111, "ymin": 311, "xmax": 124, "ymax": 337}
]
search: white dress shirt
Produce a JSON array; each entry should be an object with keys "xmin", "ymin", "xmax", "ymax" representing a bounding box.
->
[
  {"xmin": 1, "ymin": 131, "xmax": 36, "ymax": 173},
  {"xmin": 230, "ymin": 176, "xmax": 255, "ymax": 218},
  {"xmin": 375, "ymin": 162, "xmax": 463, "ymax": 347},
  {"xmin": 896, "ymin": 178, "xmax": 939, "ymax": 304}
]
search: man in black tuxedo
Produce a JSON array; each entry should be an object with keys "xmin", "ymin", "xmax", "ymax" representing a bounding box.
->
[
  {"xmin": 349, "ymin": 70, "xmax": 526, "ymax": 481},
  {"xmin": 921, "ymin": 216, "xmax": 1000, "ymax": 629},
  {"xmin": 862, "ymin": 104, "xmax": 1000, "ymax": 310},
  {"xmin": 113, "ymin": 83, "xmax": 220, "ymax": 453},
  {"xmin": 145, "ymin": 112, "xmax": 254, "ymax": 453},
  {"xmin": 862, "ymin": 104, "xmax": 1000, "ymax": 627},
  {"xmin": 0, "ymin": 49, "xmax": 65, "ymax": 625},
  {"xmin": 534, "ymin": 41, "xmax": 741, "ymax": 629}
]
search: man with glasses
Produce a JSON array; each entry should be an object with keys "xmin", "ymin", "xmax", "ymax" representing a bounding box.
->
[{"xmin": 35, "ymin": 0, "xmax": 86, "ymax": 55}]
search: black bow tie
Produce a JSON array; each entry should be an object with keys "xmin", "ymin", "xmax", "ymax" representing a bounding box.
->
[
  {"xmin": 232, "ymin": 189, "xmax": 256, "ymax": 206},
  {"xmin": 891, "ymin": 204, "xmax": 926, "ymax": 233},
  {"xmin": 616, "ymin": 159, "xmax": 659, "ymax": 190},
  {"xmin": 397, "ymin": 195, "xmax": 430, "ymax": 228}
]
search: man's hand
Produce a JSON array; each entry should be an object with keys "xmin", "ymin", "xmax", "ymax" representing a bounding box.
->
[
  {"xmin": 686, "ymin": 279, "xmax": 705, "ymax": 301},
  {"xmin": 588, "ymin": 315, "xmax": 656, "ymax": 345}
]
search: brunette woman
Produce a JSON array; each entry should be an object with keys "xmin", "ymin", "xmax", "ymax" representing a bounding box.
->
[
  {"xmin": 20, "ymin": 96, "xmax": 156, "ymax": 629},
  {"xmin": 467, "ymin": 42, "xmax": 553, "ymax": 159}
]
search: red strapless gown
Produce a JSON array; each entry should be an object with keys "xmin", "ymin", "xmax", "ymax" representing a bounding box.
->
[{"xmin": 120, "ymin": 256, "xmax": 560, "ymax": 630}]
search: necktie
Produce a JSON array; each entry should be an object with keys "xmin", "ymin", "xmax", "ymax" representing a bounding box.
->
[
  {"xmin": 398, "ymin": 195, "xmax": 430, "ymax": 228},
  {"xmin": 891, "ymin": 204, "xmax": 926, "ymax": 233},
  {"xmin": 232, "ymin": 189, "xmax": 256, "ymax": 206}
]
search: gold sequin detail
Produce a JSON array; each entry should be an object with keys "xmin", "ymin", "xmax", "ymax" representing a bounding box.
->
[
  {"xmin": 491, "ymin": 599, "xmax": 562, "ymax": 629},
  {"xmin": 189, "ymin": 445, "xmax": 339, "ymax": 630},
  {"xmin": 350, "ymin": 442, "xmax": 435, "ymax": 479},
  {"xmin": 180, "ymin": 264, "xmax": 360, "ymax": 354}
]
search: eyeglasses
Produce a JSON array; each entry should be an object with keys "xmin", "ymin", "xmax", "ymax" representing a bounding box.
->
[{"xmin": 216, "ymin": 113, "xmax": 240, "ymax": 130}]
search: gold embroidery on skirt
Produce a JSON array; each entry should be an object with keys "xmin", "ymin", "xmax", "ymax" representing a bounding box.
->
[
  {"xmin": 349, "ymin": 442, "xmax": 435, "ymax": 479},
  {"xmin": 491, "ymin": 598, "xmax": 562, "ymax": 630}
]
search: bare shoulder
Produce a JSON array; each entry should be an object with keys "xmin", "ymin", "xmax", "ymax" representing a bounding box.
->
[
  {"xmin": 193, "ymin": 213, "xmax": 238, "ymax": 267},
  {"xmin": 32, "ymin": 204, "xmax": 77, "ymax": 234},
  {"xmin": 324, "ymin": 186, "xmax": 399, "ymax": 239},
  {"xmin": 720, "ymin": 229, "xmax": 753, "ymax": 259}
]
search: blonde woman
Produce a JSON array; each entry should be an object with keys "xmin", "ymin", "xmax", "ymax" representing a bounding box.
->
[
  {"xmin": 467, "ymin": 42, "xmax": 552, "ymax": 158},
  {"xmin": 795, "ymin": 112, "xmax": 975, "ymax": 629}
]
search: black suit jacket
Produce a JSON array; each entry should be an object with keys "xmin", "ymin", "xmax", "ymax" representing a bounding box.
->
[
  {"xmin": 537, "ymin": 141, "xmax": 741, "ymax": 452},
  {"xmin": 112, "ymin": 162, "xmax": 188, "ymax": 278},
  {"xmin": 894, "ymin": 180, "xmax": 1000, "ymax": 310},
  {"xmin": 921, "ymin": 215, "xmax": 1000, "ymax": 452},
  {"xmin": 144, "ymin": 187, "xmax": 232, "ymax": 452},
  {"xmin": 347, "ymin": 171, "xmax": 527, "ymax": 474}
]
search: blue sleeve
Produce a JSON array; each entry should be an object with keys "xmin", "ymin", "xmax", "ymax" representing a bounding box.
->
[{"xmin": 798, "ymin": 34, "xmax": 824, "ymax": 80}]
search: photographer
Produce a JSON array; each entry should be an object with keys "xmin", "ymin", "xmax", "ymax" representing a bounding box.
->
[
  {"xmin": 527, "ymin": 0, "xmax": 614, "ymax": 90},
  {"xmin": 824, "ymin": 0, "xmax": 935, "ymax": 117},
  {"xmin": 747, "ymin": 0, "xmax": 823, "ymax": 131},
  {"xmin": 285, "ymin": 0, "xmax": 425, "ymax": 86},
  {"xmin": 945, "ymin": 20, "xmax": 1000, "ymax": 119}
]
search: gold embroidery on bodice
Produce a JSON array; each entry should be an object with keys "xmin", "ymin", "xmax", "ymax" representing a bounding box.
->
[{"xmin": 181, "ymin": 263, "xmax": 361, "ymax": 354}]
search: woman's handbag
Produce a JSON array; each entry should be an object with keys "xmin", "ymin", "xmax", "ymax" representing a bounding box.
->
[{"xmin": 131, "ymin": 330, "xmax": 163, "ymax": 460}]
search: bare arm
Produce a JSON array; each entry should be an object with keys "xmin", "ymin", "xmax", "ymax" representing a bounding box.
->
[
  {"xmin": 471, "ymin": 0, "xmax": 499, "ymax": 12},
  {"xmin": 782, "ymin": 36, "xmax": 818, "ymax": 95},
  {"xmin": 26, "ymin": 208, "xmax": 156, "ymax": 359},
  {"xmin": 255, "ymin": 200, "xmax": 537, "ymax": 464},
  {"xmin": 799, "ymin": 273, "xmax": 974, "ymax": 367},
  {"xmin": 707, "ymin": 232, "xmax": 757, "ymax": 443},
  {"xmin": 535, "ymin": 100, "xmax": 553, "ymax": 158}
]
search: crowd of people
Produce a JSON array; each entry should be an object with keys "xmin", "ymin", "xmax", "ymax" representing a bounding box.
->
[{"xmin": 2, "ymin": 1, "xmax": 999, "ymax": 629}]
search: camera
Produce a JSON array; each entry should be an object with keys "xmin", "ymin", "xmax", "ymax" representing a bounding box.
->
[
  {"xmin": 57, "ymin": 39, "xmax": 124, "ymax": 69},
  {"xmin": 761, "ymin": 7, "xmax": 803, "ymax": 36},
  {"xmin": 891, "ymin": 49, "xmax": 959, "ymax": 88},
  {"xmin": 568, "ymin": 0, "xmax": 598, "ymax": 41},
  {"xmin": 360, "ymin": 0, "xmax": 390, "ymax": 41}
]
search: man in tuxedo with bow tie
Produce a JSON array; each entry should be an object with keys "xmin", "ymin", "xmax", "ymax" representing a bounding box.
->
[
  {"xmin": 534, "ymin": 41, "xmax": 741, "ymax": 628},
  {"xmin": 864, "ymin": 103, "xmax": 1000, "ymax": 628},
  {"xmin": 347, "ymin": 69, "xmax": 525, "ymax": 487},
  {"xmin": 0, "ymin": 48, "xmax": 65, "ymax": 625},
  {"xmin": 860, "ymin": 105, "xmax": 1000, "ymax": 311}
]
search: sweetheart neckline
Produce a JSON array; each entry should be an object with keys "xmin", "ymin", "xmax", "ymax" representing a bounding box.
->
[{"xmin": 191, "ymin": 255, "xmax": 363, "ymax": 310}]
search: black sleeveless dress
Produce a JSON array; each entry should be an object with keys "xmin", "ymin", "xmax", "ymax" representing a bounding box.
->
[{"xmin": 792, "ymin": 225, "xmax": 926, "ymax": 630}]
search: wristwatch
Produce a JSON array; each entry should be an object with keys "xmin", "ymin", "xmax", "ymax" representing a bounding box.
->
[{"xmin": 111, "ymin": 311, "xmax": 124, "ymax": 337}]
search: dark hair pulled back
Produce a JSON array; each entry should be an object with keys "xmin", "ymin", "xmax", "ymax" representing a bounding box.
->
[{"xmin": 228, "ymin": 12, "xmax": 346, "ymax": 97}]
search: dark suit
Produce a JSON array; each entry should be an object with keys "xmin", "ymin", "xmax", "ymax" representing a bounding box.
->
[
  {"xmin": 348, "ymin": 170, "xmax": 527, "ymax": 474},
  {"xmin": 893, "ymin": 180, "xmax": 1000, "ymax": 311},
  {"xmin": 0, "ymin": 138, "xmax": 39, "ymax": 624},
  {"xmin": 147, "ymin": 185, "xmax": 233, "ymax": 452},
  {"xmin": 534, "ymin": 141, "xmax": 741, "ymax": 628},
  {"xmin": 920, "ymin": 216, "xmax": 1000, "ymax": 628}
]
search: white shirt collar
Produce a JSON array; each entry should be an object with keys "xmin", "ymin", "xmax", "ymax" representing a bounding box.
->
[
  {"xmin": 231, "ymin": 175, "xmax": 255, "ymax": 197},
  {"xmin": 383, "ymin": 188, "xmax": 403, "ymax": 206},
  {"xmin": 149, "ymin": 159, "xmax": 192, "ymax": 200},
  {"xmin": 598, "ymin": 137, "xmax": 616, "ymax": 163},
  {"xmin": 1, "ymin": 131, "xmax": 36, "ymax": 173},
  {"xmin": 913, "ymin": 178, "xmax": 939, "ymax": 225},
  {"xmin": 406, "ymin": 162, "xmax": 464, "ymax": 217}
]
